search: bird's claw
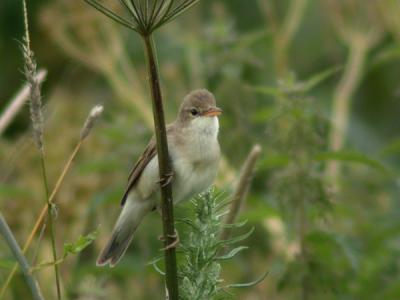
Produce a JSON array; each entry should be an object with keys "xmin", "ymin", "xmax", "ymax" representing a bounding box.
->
[
  {"xmin": 157, "ymin": 171, "xmax": 174, "ymax": 187},
  {"xmin": 159, "ymin": 229, "xmax": 180, "ymax": 251}
]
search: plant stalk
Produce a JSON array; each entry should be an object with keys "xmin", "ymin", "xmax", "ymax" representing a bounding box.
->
[
  {"xmin": 0, "ymin": 214, "xmax": 44, "ymax": 300},
  {"xmin": 142, "ymin": 33, "xmax": 179, "ymax": 300},
  {"xmin": 220, "ymin": 145, "xmax": 262, "ymax": 241},
  {"xmin": 326, "ymin": 38, "xmax": 369, "ymax": 182},
  {"xmin": 39, "ymin": 156, "xmax": 62, "ymax": 300}
]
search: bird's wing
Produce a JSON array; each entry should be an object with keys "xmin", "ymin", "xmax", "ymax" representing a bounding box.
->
[
  {"xmin": 120, "ymin": 124, "xmax": 177, "ymax": 206},
  {"xmin": 120, "ymin": 138, "xmax": 157, "ymax": 206}
]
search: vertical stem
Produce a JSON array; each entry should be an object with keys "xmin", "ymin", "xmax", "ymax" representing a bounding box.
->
[
  {"xmin": 326, "ymin": 39, "xmax": 368, "ymax": 182},
  {"xmin": 275, "ymin": 0, "xmax": 308, "ymax": 76},
  {"xmin": 0, "ymin": 214, "xmax": 44, "ymax": 300},
  {"xmin": 142, "ymin": 33, "xmax": 179, "ymax": 300},
  {"xmin": 39, "ymin": 156, "xmax": 62, "ymax": 300}
]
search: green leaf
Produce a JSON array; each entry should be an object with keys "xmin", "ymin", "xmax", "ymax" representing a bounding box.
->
[
  {"xmin": 370, "ymin": 44, "xmax": 400, "ymax": 69},
  {"xmin": 64, "ymin": 230, "xmax": 98, "ymax": 256},
  {"xmin": 226, "ymin": 270, "xmax": 269, "ymax": 288},
  {"xmin": 221, "ymin": 219, "xmax": 248, "ymax": 229},
  {"xmin": 249, "ymin": 66, "xmax": 341, "ymax": 98},
  {"xmin": 217, "ymin": 227, "xmax": 255, "ymax": 247},
  {"xmin": 30, "ymin": 229, "xmax": 98, "ymax": 272},
  {"xmin": 215, "ymin": 246, "xmax": 248, "ymax": 260},
  {"xmin": 315, "ymin": 150, "xmax": 391, "ymax": 175},
  {"xmin": 299, "ymin": 65, "xmax": 342, "ymax": 92}
]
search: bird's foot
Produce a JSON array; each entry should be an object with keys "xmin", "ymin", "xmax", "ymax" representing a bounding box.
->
[
  {"xmin": 159, "ymin": 229, "xmax": 180, "ymax": 251},
  {"xmin": 157, "ymin": 171, "xmax": 174, "ymax": 187}
]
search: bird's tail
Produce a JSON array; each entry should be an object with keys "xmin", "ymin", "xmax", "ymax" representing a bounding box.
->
[{"xmin": 96, "ymin": 198, "xmax": 150, "ymax": 267}]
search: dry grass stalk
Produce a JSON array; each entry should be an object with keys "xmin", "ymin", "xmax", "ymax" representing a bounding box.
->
[
  {"xmin": 21, "ymin": 0, "xmax": 62, "ymax": 298},
  {"xmin": 220, "ymin": 145, "xmax": 262, "ymax": 241},
  {"xmin": 0, "ymin": 104, "xmax": 103, "ymax": 298}
]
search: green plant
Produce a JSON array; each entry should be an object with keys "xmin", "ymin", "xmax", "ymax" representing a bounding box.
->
[{"xmin": 151, "ymin": 189, "xmax": 267, "ymax": 300}]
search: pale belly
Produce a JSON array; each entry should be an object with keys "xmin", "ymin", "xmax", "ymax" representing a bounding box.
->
[{"xmin": 171, "ymin": 156, "xmax": 218, "ymax": 204}]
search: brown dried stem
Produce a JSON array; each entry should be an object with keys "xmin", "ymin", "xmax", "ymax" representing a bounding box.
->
[{"xmin": 220, "ymin": 145, "xmax": 262, "ymax": 241}]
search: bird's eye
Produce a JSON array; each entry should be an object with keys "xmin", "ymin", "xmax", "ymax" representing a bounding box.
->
[{"xmin": 190, "ymin": 108, "xmax": 199, "ymax": 116}]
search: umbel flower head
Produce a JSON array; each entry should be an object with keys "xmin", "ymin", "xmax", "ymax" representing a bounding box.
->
[{"xmin": 85, "ymin": 0, "xmax": 201, "ymax": 35}]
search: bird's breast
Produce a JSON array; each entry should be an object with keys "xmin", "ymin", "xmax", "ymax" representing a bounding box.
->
[{"xmin": 170, "ymin": 136, "xmax": 220, "ymax": 204}]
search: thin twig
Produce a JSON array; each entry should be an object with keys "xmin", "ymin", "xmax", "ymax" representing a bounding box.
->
[
  {"xmin": 0, "ymin": 214, "xmax": 44, "ymax": 300},
  {"xmin": 39, "ymin": 155, "xmax": 62, "ymax": 299},
  {"xmin": 220, "ymin": 145, "xmax": 262, "ymax": 241},
  {"xmin": 0, "ymin": 69, "xmax": 47, "ymax": 136}
]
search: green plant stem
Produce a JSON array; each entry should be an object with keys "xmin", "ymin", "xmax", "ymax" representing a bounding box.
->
[
  {"xmin": 142, "ymin": 33, "xmax": 179, "ymax": 300},
  {"xmin": 39, "ymin": 155, "xmax": 62, "ymax": 300},
  {"xmin": 0, "ymin": 214, "xmax": 44, "ymax": 300}
]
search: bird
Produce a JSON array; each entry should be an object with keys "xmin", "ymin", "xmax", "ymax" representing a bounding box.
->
[{"xmin": 97, "ymin": 89, "xmax": 222, "ymax": 267}]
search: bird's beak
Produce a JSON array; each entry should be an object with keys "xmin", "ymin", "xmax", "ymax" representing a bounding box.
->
[{"xmin": 202, "ymin": 106, "xmax": 223, "ymax": 117}]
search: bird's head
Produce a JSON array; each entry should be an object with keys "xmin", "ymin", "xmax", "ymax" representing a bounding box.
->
[{"xmin": 178, "ymin": 89, "xmax": 222, "ymax": 132}]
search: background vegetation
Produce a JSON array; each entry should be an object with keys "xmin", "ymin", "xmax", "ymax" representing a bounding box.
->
[{"xmin": 1, "ymin": 0, "xmax": 400, "ymax": 299}]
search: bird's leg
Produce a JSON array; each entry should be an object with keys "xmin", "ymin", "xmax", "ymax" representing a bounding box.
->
[
  {"xmin": 159, "ymin": 229, "xmax": 180, "ymax": 251},
  {"xmin": 156, "ymin": 171, "xmax": 174, "ymax": 187}
]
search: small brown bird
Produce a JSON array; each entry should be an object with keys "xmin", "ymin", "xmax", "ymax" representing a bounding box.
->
[{"xmin": 97, "ymin": 89, "xmax": 222, "ymax": 267}]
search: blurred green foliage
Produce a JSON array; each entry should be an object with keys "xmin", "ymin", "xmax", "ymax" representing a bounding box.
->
[{"xmin": 1, "ymin": 0, "xmax": 400, "ymax": 299}]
